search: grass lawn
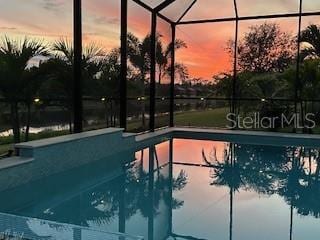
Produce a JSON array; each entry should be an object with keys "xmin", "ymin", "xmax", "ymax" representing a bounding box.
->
[
  {"xmin": 126, "ymin": 108, "xmax": 230, "ymax": 132},
  {"xmin": 175, "ymin": 108, "xmax": 229, "ymax": 128},
  {"xmin": 0, "ymin": 143, "xmax": 12, "ymax": 156}
]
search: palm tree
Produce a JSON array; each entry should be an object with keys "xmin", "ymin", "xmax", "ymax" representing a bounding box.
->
[
  {"xmin": 156, "ymin": 38, "xmax": 187, "ymax": 84},
  {"xmin": 22, "ymin": 66, "xmax": 45, "ymax": 141},
  {"xmin": 40, "ymin": 39, "xmax": 104, "ymax": 132},
  {"xmin": 127, "ymin": 33, "xmax": 150, "ymax": 82},
  {"xmin": 38, "ymin": 52, "xmax": 73, "ymax": 132},
  {"xmin": 0, "ymin": 37, "xmax": 48, "ymax": 143},
  {"xmin": 127, "ymin": 33, "xmax": 188, "ymax": 129},
  {"xmin": 96, "ymin": 49, "xmax": 121, "ymax": 126},
  {"xmin": 127, "ymin": 33, "xmax": 151, "ymax": 129},
  {"xmin": 300, "ymin": 24, "xmax": 320, "ymax": 59},
  {"xmin": 52, "ymin": 39, "xmax": 104, "ymax": 97}
]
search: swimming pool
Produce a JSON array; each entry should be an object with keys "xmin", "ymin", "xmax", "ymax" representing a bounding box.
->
[{"xmin": 1, "ymin": 131, "xmax": 320, "ymax": 239}]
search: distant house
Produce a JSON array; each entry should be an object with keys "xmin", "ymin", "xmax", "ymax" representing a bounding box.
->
[
  {"xmin": 175, "ymin": 86, "xmax": 186, "ymax": 97},
  {"xmin": 187, "ymin": 87, "xmax": 197, "ymax": 97}
]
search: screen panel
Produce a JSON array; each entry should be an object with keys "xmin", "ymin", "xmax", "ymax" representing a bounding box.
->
[
  {"xmin": 0, "ymin": 0, "xmax": 73, "ymax": 146},
  {"xmin": 127, "ymin": 0, "xmax": 152, "ymax": 132},
  {"xmin": 160, "ymin": 0, "xmax": 195, "ymax": 22},
  {"xmin": 155, "ymin": 17, "xmax": 172, "ymax": 129},
  {"xmin": 237, "ymin": 18, "xmax": 299, "ymax": 100},
  {"xmin": 181, "ymin": 0, "xmax": 235, "ymax": 21},
  {"xmin": 303, "ymin": 0, "xmax": 320, "ymax": 13},
  {"xmin": 82, "ymin": 0, "xmax": 121, "ymax": 130},
  {"xmin": 237, "ymin": 0, "xmax": 300, "ymax": 17}
]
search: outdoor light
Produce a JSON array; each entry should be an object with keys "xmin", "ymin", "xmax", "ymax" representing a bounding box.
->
[
  {"xmin": 137, "ymin": 97, "xmax": 141, "ymax": 101},
  {"xmin": 261, "ymin": 98, "xmax": 266, "ymax": 102},
  {"xmin": 101, "ymin": 97, "xmax": 106, "ymax": 102},
  {"xmin": 162, "ymin": 97, "xmax": 165, "ymax": 101},
  {"xmin": 34, "ymin": 98, "xmax": 40, "ymax": 103},
  {"xmin": 200, "ymin": 97, "xmax": 205, "ymax": 101},
  {"xmin": 141, "ymin": 96, "xmax": 145, "ymax": 101}
]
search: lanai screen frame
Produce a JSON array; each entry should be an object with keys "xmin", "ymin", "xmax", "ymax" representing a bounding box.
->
[
  {"xmin": 119, "ymin": 0, "xmax": 320, "ymax": 132},
  {"xmin": 73, "ymin": 0, "xmax": 320, "ymax": 133}
]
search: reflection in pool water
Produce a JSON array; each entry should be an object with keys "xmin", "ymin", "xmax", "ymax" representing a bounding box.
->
[{"xmin": 0, "ymin": 138, "xmax": 320, "ymax": 239}]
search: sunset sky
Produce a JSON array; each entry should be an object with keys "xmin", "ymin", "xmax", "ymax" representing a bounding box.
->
[{"xmin": 0, "ymin": 0, "xmax": 319, "ymax": 80}]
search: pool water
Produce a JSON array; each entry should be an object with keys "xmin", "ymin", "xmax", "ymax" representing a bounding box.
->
[{"xmin": 1, "ymin": 138, "xmax": 320, "ymax": 239}]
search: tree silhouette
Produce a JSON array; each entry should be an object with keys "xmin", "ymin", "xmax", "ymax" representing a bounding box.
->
[
  {"xmin": 300, "ymin": 24, "xmax": 320, "ymax": 59},
  {"xmin": 127, "ymin": 32, "xmax": 187, "ymax": 129},
  {"xmin": 0, "ymin": 37, "xmax": 48, "ymax": 143},
  {"xmin": 94, "ymin": 49, "xmax": 121, "ymax": 126},
  {"xmin": 39, "ymin": 39, "xmax": 104, "ymax": 132},
  {"xmin": 234, "ymin": 22, "xmax": 296, "ymax": 73},
  {"xmin": 156, "ymin": 37, "xmax": 187, "ymax": 84}
]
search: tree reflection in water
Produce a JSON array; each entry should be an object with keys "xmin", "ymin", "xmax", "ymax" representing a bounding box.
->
[
  {"xmin": 64, "ymin": 144, "xmax": 189, "ymax": 232},
  {"xmin": 123, "ymin": 150, "xmax": 187, "ymax": 220},
  {"xmin": 202, "ymin": 142, "xmax": 320, "ymax": 240},
  {"xmin": 0, "ymin": 140, "xmax": 188, "ymax": 240}
]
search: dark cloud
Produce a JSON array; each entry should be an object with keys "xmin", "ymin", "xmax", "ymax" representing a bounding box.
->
[
  {"xmin": 94, "ymin": 16, "xmax": 119, "ymax": 25},
  {"xmin": 42, "ymin": 0, "xmax": 64, "ymax": 12},
  {"xmin": 0, "ymin": 27, "xmax": 17, "ymax": 31}
]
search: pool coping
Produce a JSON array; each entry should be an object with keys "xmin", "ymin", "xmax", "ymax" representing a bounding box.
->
[
  {"xmin": 135, "ymin": 127, "xmax": 320, "ymax": 142},
  {"xmin": 15, "ymin": 127, "xmax": 124, "ymax": 149},
  {"xmin": 13, "ymin": 127, "xmax": 320, "ymax": 151},
  {"xmin": 9, "ymin": 126, "xmax": 320, "ymax": 162},
  {"xmin": 0, "ymin": 156, "xmax": 34, "ymax": 171}
]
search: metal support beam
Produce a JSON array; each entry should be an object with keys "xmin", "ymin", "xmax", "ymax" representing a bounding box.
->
[
  {"xmin": 120, "ymin": 0, "xmax": 128, "ymax": 130},
  {"xmin": 131, "ymin": 0, "xmax": 173, "ymax": 24},
  {"xmin": 170, "ymin": 23, "xmax": 176, "ymax": 127},
  {"xmin": 149, "ymin": 12, "xmax": 157, "ymax": 132},
  {"xmin": 168, "ymin": 139, "xmax": 173, "ymax": 235},
  {"xmin": 73, "ymin": 0, "xmax": 83, "ymax": 133},
  {"xmin": 154, "ymin": 0, "xmax": 176, "ymax": 12},
  {"xmin": 177, "ymin": 11, "xmax": 320, "ymax": 25},
  {"xmin": 148, "ymin": 146, "xmax": 155, "ymax": 239},
  {"xmin": 176, "ymin": 0, "xmax": 197, "ymax": 23},
  {"xmin": 294, "ymin": 0, "xmax": 303, "ymax": 132},
  {"xmin": 231, "ymin": 0, "xmax": 239, "ymax": 129}
]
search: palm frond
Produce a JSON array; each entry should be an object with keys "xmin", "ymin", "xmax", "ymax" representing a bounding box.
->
[
  {"xmin": 52, "ymin": 38, "xmax": 74, "ymax": 62},
  {"xmin": 300, "ymin": 24, "xmax": 320, "ymax": 59},
  {"xmin": 83, "ymin": 43, "xmax": 105, "ymax": 63}
]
